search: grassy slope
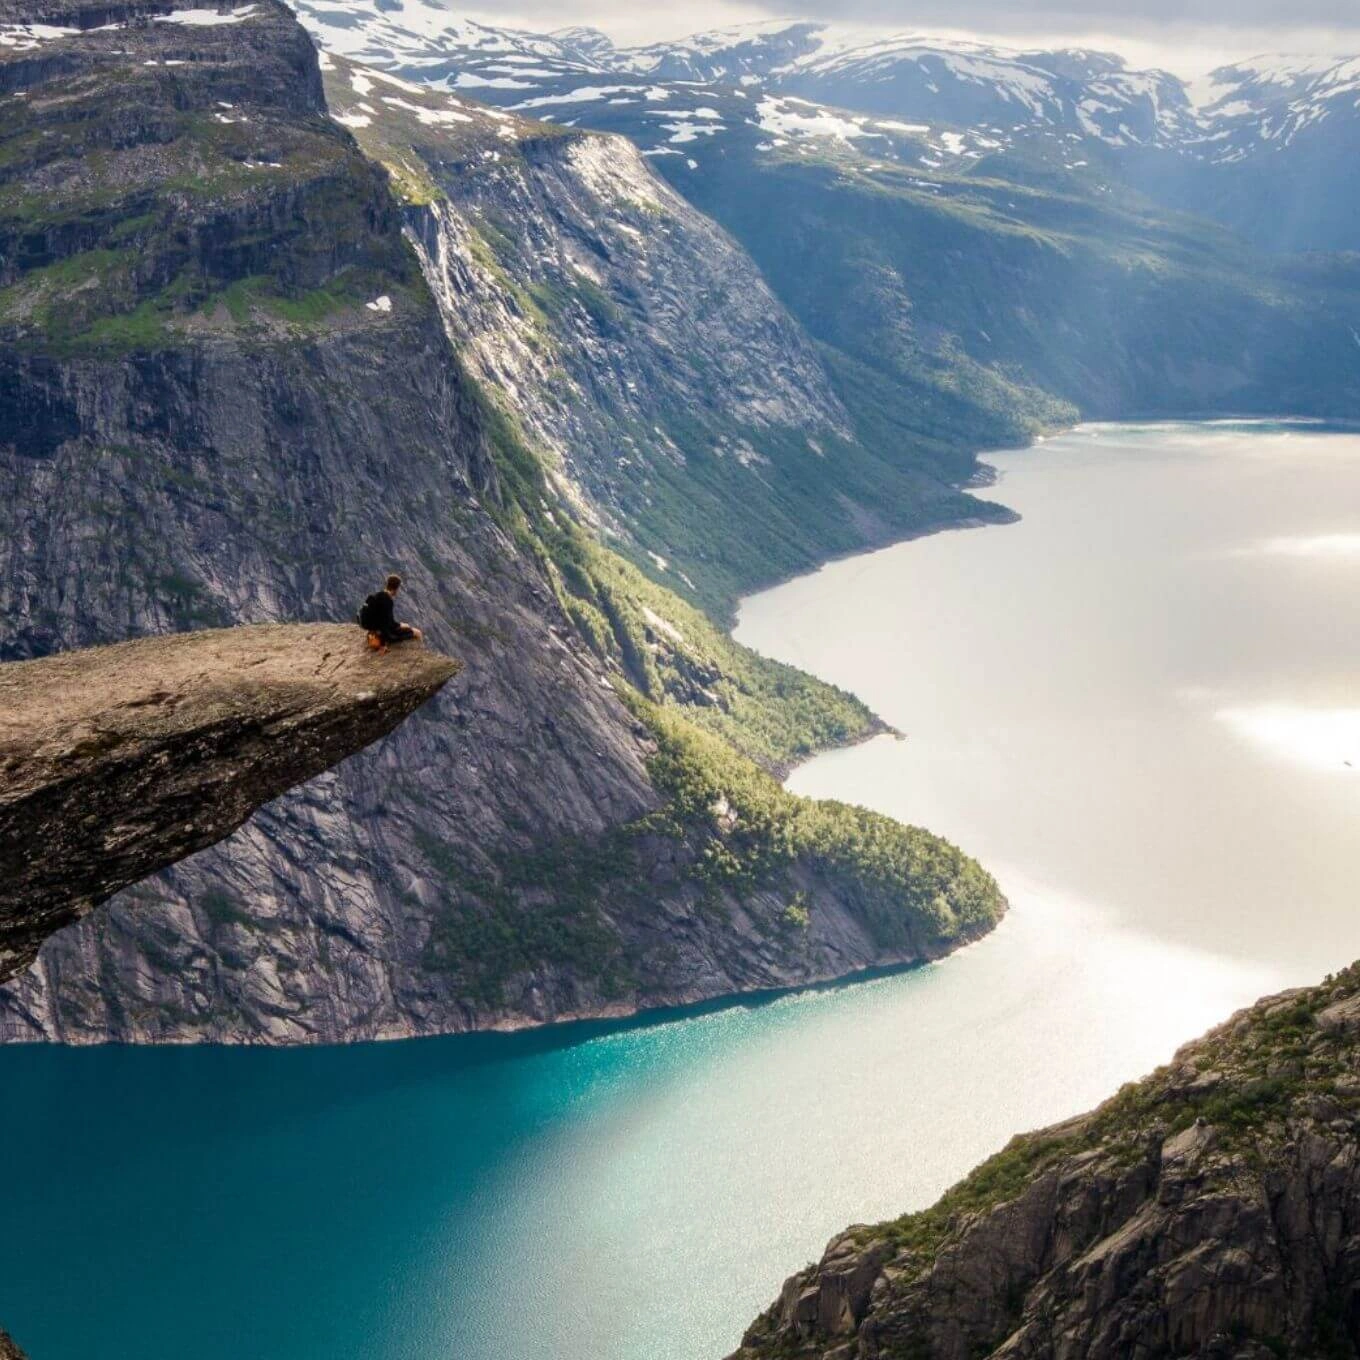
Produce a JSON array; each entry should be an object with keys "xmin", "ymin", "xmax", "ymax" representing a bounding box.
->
[
  {"xmin": 469, "ymin": 376, "xmax": 886, "ymax": 770},
  {"xmin": 407, "ymin": 382, "xmax": 1006, "ymax": 1005},
  {"xmin": 0, "ymin": 49, "xmax": 425, "ymax": 355}
]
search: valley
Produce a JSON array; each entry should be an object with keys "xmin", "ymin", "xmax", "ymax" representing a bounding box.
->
[
  {"xmin": 2, "ymin": 1, "xmax": 1360, "ymax": 1356},
  {"xmin": 294, "ymin": 2, "xmax": 1360, "ymax": 428}
]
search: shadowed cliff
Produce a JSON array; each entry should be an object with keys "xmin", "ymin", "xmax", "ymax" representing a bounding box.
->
[{"xmin": 0, "ymin": 624, "xmax": 459, "ymax": 982}]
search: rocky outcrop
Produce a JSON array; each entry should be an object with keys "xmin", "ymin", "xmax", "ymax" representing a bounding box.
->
[
  {"xmin": 734, "ymin": 962, "xmax": 1360, "ymax": 1360},
  {"xmin": 0, "ymin": 624, "xmax": 457, "ymax": 982},
  {"xmin": 0, "ymin": 1329, "xmax": 26, "ymax": 1360}
]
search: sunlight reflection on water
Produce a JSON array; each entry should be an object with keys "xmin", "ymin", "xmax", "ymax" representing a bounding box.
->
[{"xmin": 1215, "ymin": 705, "xmax": 1360, "ymax": 773}]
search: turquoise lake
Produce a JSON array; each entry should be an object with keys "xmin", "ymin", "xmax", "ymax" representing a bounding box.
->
[{"xmin": 3, "ymin": 422, "xmax": 1359, "ymax": 1359}]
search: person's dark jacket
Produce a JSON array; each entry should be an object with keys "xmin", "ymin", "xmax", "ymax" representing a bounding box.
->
[{"xmin": 365, "ymin": 590, "xmax": 401, "ymax": 642}]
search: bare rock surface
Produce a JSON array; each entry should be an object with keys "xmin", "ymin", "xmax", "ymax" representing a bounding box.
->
[
  {"xmin": 734, "ymin": 963, "xmax": 1360, "ymax": 1360},
  {"xmin": 324, "ymin": 57, "xmax": 998, "ymax": 615},
  {"xmin": 0, "ymin": 624, "xmax": 458, "ymax": 982}
]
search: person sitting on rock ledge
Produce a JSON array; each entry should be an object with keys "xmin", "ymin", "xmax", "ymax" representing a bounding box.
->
[{"xmin": 359, "ymin": 574, "xmax": 424, "ymax": 653}]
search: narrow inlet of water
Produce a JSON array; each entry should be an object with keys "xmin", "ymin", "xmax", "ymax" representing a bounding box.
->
[{"xmin": 2, "ymin": 422, "xmax": 1356, "ymax": 1360}]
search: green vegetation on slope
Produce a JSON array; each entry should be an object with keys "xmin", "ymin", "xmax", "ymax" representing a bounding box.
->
[
  {"xmin": 465, "ymin": 365, "xmax": 884, "ymax": 771},
  {"xmin": 403, "ymin": 371, "xmax": 1005, "ymax": 1005},
  {"xmin": 544, "ymin": 521, "xmax": 882, "ymax": 772},
  {"xmin": 418, "ymin": 688, "xmax": 1003, "ymax": 1006},
  {"xmin": 0, "ymin": 70, "xmax": 425, "ymax": 354},
  {"xmin": 671, "ymin": 140, "xmax": 1360, "ymax": 428},
  {"xmin": 640, "ymin": 699, "xmax": 999, "ymax": 939},
  {"xmin": 594, "ymin": 399, "xmax": 1008, "ymax": 622}
]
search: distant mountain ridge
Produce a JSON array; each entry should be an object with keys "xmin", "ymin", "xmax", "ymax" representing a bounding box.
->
[
  {"xmin": 293, "ymin": 0, "xmax": 1360, "ymax": 444},
  {"xmin": 290, "ymin": 2, "xmax": 1360, "ymax": 253}
]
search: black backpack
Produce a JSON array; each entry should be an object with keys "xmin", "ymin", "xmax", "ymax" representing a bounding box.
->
[{"xmin": 356, "ymin": 592, "xmax": 382, "ymax": 631}]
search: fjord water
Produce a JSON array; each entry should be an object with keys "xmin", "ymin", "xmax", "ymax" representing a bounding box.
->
[{"xmin": 3, "ymin": 422, "xmax": 1359, "ymax": 1360}]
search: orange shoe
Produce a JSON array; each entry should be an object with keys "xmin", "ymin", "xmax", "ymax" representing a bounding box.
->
[{"xmin": 367, "ymin": 632, "xmax": 387, "ymax": 654}]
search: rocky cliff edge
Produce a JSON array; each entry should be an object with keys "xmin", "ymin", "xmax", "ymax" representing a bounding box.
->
[
  {"xmin": 735, "ymin": 961, "xmax": 1360, "ymax": 1359},
  {"xmin": 0, "ymin": 624, "xmax": 459, "ymax": 982}
]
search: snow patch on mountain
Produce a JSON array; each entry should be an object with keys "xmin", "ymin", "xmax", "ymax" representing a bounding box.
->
[{"xmin": 291, "ymin": 2, "xmax": 1360, "ymax": 177}]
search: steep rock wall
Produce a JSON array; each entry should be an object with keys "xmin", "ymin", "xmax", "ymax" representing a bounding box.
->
[
  {"xmin": 324, "ymin": 59, "xmax": 1004, "ymax": 615},
  {"xmin": 0, "ymin": 623, "xmax": 457, "ymax": 981},
  {"xmin": 0, "ymin": 0, "xmax": 1002, "ymax": 1044}
]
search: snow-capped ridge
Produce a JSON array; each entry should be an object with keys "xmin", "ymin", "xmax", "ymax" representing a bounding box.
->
[{"xmin": 290, "ymin": 1, "xmax": 1360, "ymax": 172}]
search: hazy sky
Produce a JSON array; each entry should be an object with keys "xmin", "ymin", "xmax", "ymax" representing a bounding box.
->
[{"xmin": 462, "ymin": 1, "xmax": 1360, "ymax": 75}]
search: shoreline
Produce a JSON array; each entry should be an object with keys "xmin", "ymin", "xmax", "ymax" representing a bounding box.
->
[
  {"xmin": 766, "ymin": 713, "xmax": 900, "ymax": 783},
  {"xmin": 3, "ymin": 911, "xmax": 1006, "ymax": 1054},
  {"xmin": 1, "ymin": 437, "xmax": 1033, "ymax": 1051}
]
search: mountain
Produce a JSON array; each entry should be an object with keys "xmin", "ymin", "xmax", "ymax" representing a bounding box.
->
[
  {"xmin": 292, "ymin": 2, "xmax": 1360, "ymax": 434},
  {"xmin": 286, "ymin": 0, "xmax": 591, "ymax": 89},
  {"xmin": 734, "ymin": 960, "xmax": 1360, "ymax": 1359},
  {"xmin": 321, "ymin": 53, "xmax": 1006, "ymax": 615},
  {"xmin": 0, "ymin": 0, "xmax": 1003, "ymax": 1042},
  {"xmin": 3, "ymin": 0, "xmax": 1357, "ymax": 1046},
  {"xmin": 549, "ymin": 24, "xmax": 615, "ymax": 65},
  {"xmin": 605, "ymin": 19, "xmax": 825, "ymax": 84},
  {"xmin": 1127, "ymin": 55, "xmax": 1360, "ymax": 253},
  {"xmin": 290, "ymin": 4, "xmax": 1360, "ymax": 258},
  {"xmin": 644, "ymin": 27, "xmax": 1360, "ymax": 256},
  {"xmin": 770, "ymin": 32, "xmax": 1199, "ymax": 149},
  {"xmin": 289, "ymin": 5, "xmax": 1201, "ymax": 172},
  {"xmin": 669, "ymin": 131, "xmax": 1360, "ymax": 424}
]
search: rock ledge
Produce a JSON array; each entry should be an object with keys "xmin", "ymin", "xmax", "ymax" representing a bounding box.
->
[{"xmin": 0, "ymin": 624, "xmax": 459, "ymax": 982}]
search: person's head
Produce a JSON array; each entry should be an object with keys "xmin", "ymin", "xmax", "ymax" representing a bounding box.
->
[{"xmin": 385, "ymin": 573, "xmax": 402, "ymax": 596}]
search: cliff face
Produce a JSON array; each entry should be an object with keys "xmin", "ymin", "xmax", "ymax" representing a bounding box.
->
[
  {"xmin": 735, "ymin": 963, "xmax": 1360, "ymax": 1360},
  {"xmin": 0, "ymin": 0, "xmax": 1002, "ymax": 1044},
  {"xmin": 0, "ymin": 0, "xmax": 652, "ymax": 1042},
  {"xmin": 324, "ymin": 59, "xmax": 1005, "ymax": 616},
  {"xmin": 0, "ymin": 624, "xmax": 457, "ymax": 982}
]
